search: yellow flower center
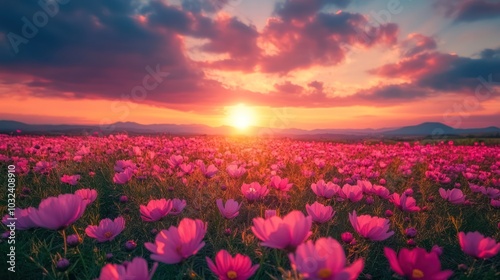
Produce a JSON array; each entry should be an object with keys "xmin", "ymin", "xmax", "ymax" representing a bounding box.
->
[
  {"xmin": 104, "ymin": 231, "xmax": 113, "ymax": 238},
  {"xmin": 317, "ymin": 268, "xmax": 332, "ymax": 279},
  {"xmin": 227, "ymin": 270, "xmax": 238, "ymax": 279},
  {"xmin": 412, "ymin": 269, "xmax": 424, "ymax": 278}
]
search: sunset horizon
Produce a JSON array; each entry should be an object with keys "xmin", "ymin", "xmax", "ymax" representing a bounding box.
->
[{"xmin": 1, "ymin": 0, "xmax": 499, "ymax": 131}]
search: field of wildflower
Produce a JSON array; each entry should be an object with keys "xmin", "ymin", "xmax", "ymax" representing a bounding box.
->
[{"xmin": 1, "ymin": 134, "xmax": 499, "ymax": 280}]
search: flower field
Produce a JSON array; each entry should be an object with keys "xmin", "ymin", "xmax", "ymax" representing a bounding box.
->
[{"xmin": 1, "ymin": 134, "xmax": 499, "ymax": 279}]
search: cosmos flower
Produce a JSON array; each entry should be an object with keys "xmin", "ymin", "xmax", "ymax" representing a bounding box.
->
[
  {"xmin": 30, "ymin": 194, "xmax": 87, "ymax": 230},
  {"xmin": 458, "ymin": 231, "xmax": 500, "ymax": 259},
  {"xmin": 145, "ymin": 218, "xmax": 207, "ymax": 264},
  {"xmin": 305, "ymin": 201, "xmax": 335, "ymax": 224},
  {"xmin": 251, "ymin": 210, "xmax": 312, "ymax": 250},
  {"xmin": 140, "ymin": 199, "xmax": 173, "ymax": 222},
  {"xmin": 74, "ymin": 188, "xmax": 98, "ymax": 206},
  {"xmin": 289, "ymin": 237, "xmax": 364, "ymax": 280},
  {"xmin": 85, "ymin": 217, "xmax": 125, "ymax": 242},
  {"xmin": 206, "ymin": 250, "xmax": 259, "ymax": 280},
  {"xmin": 241, "ymin": 182, "xmax": 269, "ymax": 203},
  {"xmin": 216, "ymin": 199, "xmax": 241, "ymax": 219},
  {"xmin": 349, "ymin": 211, "xmax": 394, "ymax": 241},
  {"xmin": 384, "ymin": 247, "xmax": 452, "ymax": 280},
  {"xmin": 439, "ymin": 188, "xmax": 466, "ymax": 204},
  {"xmin": 97, "ymin": 257, "xmax": 158, "ymax": 280}
]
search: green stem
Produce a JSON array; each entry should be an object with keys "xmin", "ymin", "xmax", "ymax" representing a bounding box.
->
[{"xmin": 61, "ymin": 229, "xmax": 67, "ymax": 257}]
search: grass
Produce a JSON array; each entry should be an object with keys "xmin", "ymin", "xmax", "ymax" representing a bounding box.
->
[{"xmin": 0, "ymin": 135, "xmax": 499, "ymax": 279}]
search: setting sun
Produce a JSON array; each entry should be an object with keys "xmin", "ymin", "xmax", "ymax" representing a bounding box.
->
[{"xmin": 227, "ymin": 103, "xmax": 255, "ymax": 130}]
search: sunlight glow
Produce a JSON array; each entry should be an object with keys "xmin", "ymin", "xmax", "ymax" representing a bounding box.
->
[{"xmin": 227, "ymin": 104, "xmax": 255, "ymax": 130}]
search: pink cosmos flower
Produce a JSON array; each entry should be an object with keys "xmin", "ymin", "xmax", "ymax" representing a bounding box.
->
[
  {"xmin": 216, "ymin": 199, "xmax": 241, "ymax": 219},
  {"xmin": 439, "ymin": 188, "xmax": 466, "ymax": 204},
  {"xmin": 251, "ymin": 210, "xmax": 312, "ymax": 250},
  {"xmin": 167, "ymin": 155, "xmax": 184, "ymax": 168},
  {"xmin": 311, "ymin": 180, "xmax": 339, "ymax": 199},
  {"xmin": 349, "ymin": 211, "xmax": 394, "ymax": 241},
  {"xmin": 201, "ymin": 163, "xmax": 218, "ymax": 178},
  {"xmin": 227, "ymin": 164, "xmax": 247, "ymax": 178},
  {"xmin": 74, "ymin": 189, "xmax": 98, "ymax": 206},
  {"xmin": 206, "ymin": 250, "xmax": 259, "ymax": 280},
  {"xmin": 357, "ymin": 180, "xmax": 374, "ymax": 194},
  {"xmin": 306, "ymin": 201, "xmax": 335, "ymax": 224},
  {"xmin": 341, "ymin": 184, "xmax": 364, "ymax": 202},
  {"xmin": 2, "ymin": 207, "xmax": 37, "ymax": 230},
  {"xmin": 390, "ymin": 193, "xmax": 420, "ymax": 212},
  {"xmin": 169, "ymin": 198, "xmax": 187, "ymax": 215},
  {"xmin": 85, "ymin": 217, "xmax": 125, "ymax": 242},
  {"xmin": 30, "ymin": 194, "xmax": 87, "ymax": 230},
  {"xmin": 113, "ymin": 169, "xmax": 133, "ymax": 184},
  {"xmin": 373, "ymin": 184, "xmax": 391, "ymax": 199},
  {"xmin": 491, "ymin": 199, "xmax": 500, "ymax": 208},
  {"xmin": 241, "ymin": 182, "xmax": 269, "ymax": 203},
  {"xmin": 458, "ymin": 231, "xmax": 500, "ymax": 259},
  {"xmin": 384, "ymin": 247, "xmax": 453, "ymax": 280},
  {"xmin": 60, "ymin": 174, "xmax": 80, "ymax": 186},
  {"xmin": 140, "ymin": 199, "xmax": 173, "ymax": 222},
  {"xmin": 145, "ymin": 218, "xmax": 207, "ymax": 264},
  {"xmin": 289, "ymin": 237, "xmax": 364, "ymax": 280},
  {"xmin": 97, "ymin": 257, "xmax": 158, "ymax": 280},
  {"xmin": 270, "ymin": 176, "xmax": 293, "ymax": 192}
]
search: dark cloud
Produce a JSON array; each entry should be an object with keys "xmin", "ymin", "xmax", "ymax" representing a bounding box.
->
[
  {"xmin": 274, "ymin": 0, "xmax": 351, "ymax": 21},
  {"xmin": 436, "ymin": 0, "xmax": 500, "ymax": 22},
  {"xmin": 480, "ymin": 47, "xmax": 500, "ymax": 59},
  {"xmin": 260, "ymin": 11, "xmax": 398, "ymax": 73},
  {"xmin": 369, "ymin": 50, "xmax": 500, "ymax": 93},
  {"xmin": 401, "ymin": 33, "xmax": 437, "ymax": 57}
]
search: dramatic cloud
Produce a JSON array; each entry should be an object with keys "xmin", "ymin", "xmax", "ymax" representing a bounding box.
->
[
  {"xmin": 260, "ymin": 11, "xmax": 398, "ymax": 72},
  {"xmin": 436, "ymin": 0, "xmax": 500, "ymax": 22},
  {"xmin": 370, "ymin": 50, "xmax": 500, "ymax": 93},
  {"xmin": 274, "ymin": 0, "xmax": 351, "ymax": 21},
  {"xmin": 400, "ymin": 33, "xmax": 437, "ymax": 57}
]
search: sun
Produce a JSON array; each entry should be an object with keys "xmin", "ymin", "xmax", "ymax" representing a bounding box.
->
[{"xmin": 227, "ymin": 103, "xmax": 254, "ymax": 130}]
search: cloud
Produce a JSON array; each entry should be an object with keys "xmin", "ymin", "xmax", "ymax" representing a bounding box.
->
[
  {"xmin": 274, "ymin": 0, "xmax": 351, "ymax": 21},
  {"xmin": 369, "ymin": 50, "xmax": 500, "ymax": 93},
  {"xmin": 400, "ymin": 33, "xmax": 437, "ymax": 57},
  {"xmin": 260, "ymin": 11, "xmax": 398, "ymax": 73},
  {"xmin": 435, "ymin": 0, "xmax": 500, "ymax": 22}
]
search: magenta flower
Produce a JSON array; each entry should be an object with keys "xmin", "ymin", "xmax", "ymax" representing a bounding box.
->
[
  {"xmin": 169, "ymin": 198, "xmax": 187, "ymax": 216},
  {"xmin": 74, "ymin": 188, "xmax": 98, "ymax": 206},
  {"xmin": 206, "ymin": 250, "xmax": 259, "ymax": 280},
  {"xmin": 391, "ymin": 193, "xmax": 421, "ymax": 212},
  {"xmin": 113, "ymin": 169, "xmax": 133, "ymax": 184},
  {"xmin": 439, "ymin": 188, "xmax": 466, "ymax": 204},
  {"xmin": 60, "ymin": 174, "xmax": 80, "ymax": 186},
  {"xmin": 97, "ymin": 257, "xmax": 158, "ymax": 280},
  {"xmin": 270, "ymin": 176, "xmax": 293, "ymax": 192},
  {"xmin": 85, "ymin": 217, "xmax": 125, "ymax": 242},
  {"xmin": 241, "ymin": 182, "xmax": 269, "ymax": 203},
  {"xmin": 30, "ymin": 194, "xmax": 87, "ymax": 230},
  {"xmin": 2, "ymin": 207, "xmax": 37, "ymax": 230},
  {"xmin": 289, "ymin": 237, "xmax": 364, "ymax": 280},
  {"xmin": 341, "ymin": 184, "xmax": 364, "ymax": 202},
  {"xmin": 311, "ymin": 179, "xmax": 339, "ymax": 199},
  {"xmin": 341, "ymin": 232, "xmax": 354, "ymax": 244},
  {"xmin": 167, "ymin": 155, "xmax": 184, "ymax": 168},
  {"xmin": 305, "ymin": 201, "xmax": 335, "ymax": 224},
  {"xmin": 251, "ymin": 210, "xmax": 312, "ymax": 250},
  {"xmin": 140, "ymin": 199, "xmax": 173, "ymax": 222},
  {"xmin": 373, "ymin": 185, "xmax": 391, "ymax": 199},
  {"xmin": 349, "ymin": 211, "xmax": 394, "ymax": 241},
  {"xmin": 227, "ymin": 164, "xmax": 246, "ymax": 178},
  {"xmin": 458, "ymin": 231, "xmax": 500, "ymax": 259},
  {"xmin": 384, "ymin": 247, "xmax": 452, "ymax": 280},
  {"xmin": 201, "ymin": 163, "xmax": 218, "ymax": 178},
  {"xmin": 145, "ymin": 218, "xmax": 207, "ymax": 264},
  {"xmin": 216, "ymin": 199, "xmax": 241, "ymax": 219}
]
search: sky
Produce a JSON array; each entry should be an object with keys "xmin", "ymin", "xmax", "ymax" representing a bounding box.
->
[{"xmin": 0, "ymin": 0, "xmax": 499, "ymax": 130}]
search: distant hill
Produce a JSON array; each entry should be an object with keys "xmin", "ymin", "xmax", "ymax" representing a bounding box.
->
[
  {"xmin": 0, "ymin": 120, "xmax": 499, "ymax": 137},
  {"xmin": 383, "ymin": 122, "xmax": 500, "ymax": 136}
]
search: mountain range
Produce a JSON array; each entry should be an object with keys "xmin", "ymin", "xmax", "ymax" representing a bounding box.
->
[{"xmin": 0, "ymin": 120, "xmax": 499, "ymax": 138}]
